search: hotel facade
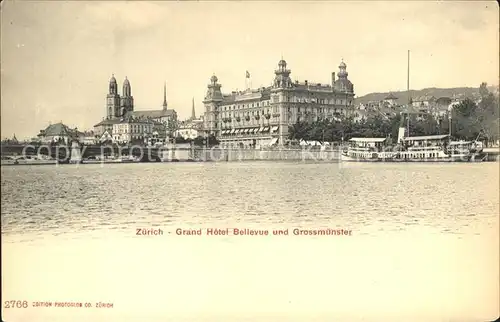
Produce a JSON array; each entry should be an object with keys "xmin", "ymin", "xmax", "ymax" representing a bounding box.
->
[{"xmin": 202, "ymin": 58, "xmax": 355, "ymax": 148}]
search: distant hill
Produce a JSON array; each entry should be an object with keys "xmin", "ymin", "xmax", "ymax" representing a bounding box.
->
[{"xmin": 354, "ymin": 85, "xmax": 498, "ymax": 105}]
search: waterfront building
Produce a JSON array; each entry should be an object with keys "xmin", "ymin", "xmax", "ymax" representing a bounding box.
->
[
  {"xmin": 37, "ymin": 123, "xmax": 101, "ymax": 145},
  {"xmin": 77, "ymin": 130, "xmax": 97, "ymax": 145},
  {"xmin": 174, "ymin": 125, "xmax": 201, "ymax": 140},
  {"xmin": 174, "ymin": 98, "xmax": 204, "ymax": 140},
  {"xmin": 94, "ymin": 77, "xmax": 178, "ymax": 139},
  {"xmin": 111, "ymin": 117, "xmax": 154, "ymax": 144},
  {"xmin": 37, "ymin": 122, "xmax": 78, "ymax": 144},
  {"xmin": 100, "ymin": 131, "xmax": 113, "ymax": 143},
  {"xmin": 203, "ymin": 58, "xmax": 355, "ymax": 148}
]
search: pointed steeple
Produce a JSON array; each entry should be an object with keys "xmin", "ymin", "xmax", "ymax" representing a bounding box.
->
[
  {"xmin": 191, "ymin": 97, "xmax": 196, "ymax": 120},
  {"xmin": 162, "ymin": 81, "xmax": 168, "ymax": 110}
]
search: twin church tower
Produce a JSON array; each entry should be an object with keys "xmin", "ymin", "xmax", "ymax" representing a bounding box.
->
[
  {"xmin": 105, "ymin": 75, "xmax": 171, "ymax": 121},
  {"xmin": 106, "ymin": 75, "xmax": 135, "ymax": 119}
]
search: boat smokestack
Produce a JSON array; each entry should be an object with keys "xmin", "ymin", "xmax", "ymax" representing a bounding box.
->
[{"xmin": 397, "ymin": 127, "xmax": 406, "ymax": 144}]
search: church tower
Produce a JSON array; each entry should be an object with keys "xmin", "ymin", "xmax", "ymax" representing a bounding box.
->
[
  {"xmin": 191, "ymin": 97, "xmax": 196, "ymax": 120},
  {"xmin": 162, "ymin": 82, "xmax": 168, "ymax": 111},
  {"xmin": 120, "ymin": 77, "xmax": 134, "ymax": 116},
  {"xmin": 106, "ymin": 74, "xmax": 120, "ymax": 119}
]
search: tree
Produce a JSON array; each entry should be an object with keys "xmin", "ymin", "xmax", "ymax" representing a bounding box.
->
[
  {"xmin": 479, "ymin": 82, "xmax": 489, "ymax": 99},
  {"xmin": 167, "ymin": 119, "xmax": 179, "ymax": 139},
  {"xmin": 191, "ymin": 134, "xmax": 219, "ymax": 147},
  {"xmin": 454, "ymin": 98, "xmax": 477, "ymax": 117},
  {"xmin": 476, "ymin": 85, "xmax": 499, "ymax": 145}
]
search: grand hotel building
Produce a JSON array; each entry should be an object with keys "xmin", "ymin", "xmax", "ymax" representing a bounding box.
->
[{"xmin": 202, "ymin": 58, "xmax": 355, "ymax": 147}]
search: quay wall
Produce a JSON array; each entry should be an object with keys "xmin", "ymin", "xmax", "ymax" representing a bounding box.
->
[
  {"xmin": 161, "ymin": 148, "xmax": 341, "ymax": 162},
  {"xmin": 2, "ymin": 144, "xmax": 498, "ymax": 163}
]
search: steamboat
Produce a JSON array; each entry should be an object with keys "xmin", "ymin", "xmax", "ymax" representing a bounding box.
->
[
  {"xmin": 341, "ymin": 134, "xmax": 486, "ymax": 162},
  {"xmin": 341, "ymin": 49, "xmax": 486, "ymax": 163}
]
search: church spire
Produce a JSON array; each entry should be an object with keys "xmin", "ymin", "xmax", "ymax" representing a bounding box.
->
[
  {"xmin": 162, "ymin": 81, "xmax": 168, "ymax": 110},
  {"xmin": 191, "ymin": 97, "xmax": 196, "ymax": 120}
]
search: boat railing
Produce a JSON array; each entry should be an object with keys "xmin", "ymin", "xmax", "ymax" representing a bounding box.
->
[{"xmin": 407, "ymin": 146, "xmax": 444, "ymax": 151}]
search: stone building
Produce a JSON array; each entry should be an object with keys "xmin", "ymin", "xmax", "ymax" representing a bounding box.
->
[
  {"xmin": 37, "ymin": 122, "xmax": 78, "ymax": 144},
  {"xmin": 112, "ymin": 117, "xmax": 154, "ymax": 144},
  {"xmin": 203, "ymin": 58, "xmax": 355, "ymax": 147}
]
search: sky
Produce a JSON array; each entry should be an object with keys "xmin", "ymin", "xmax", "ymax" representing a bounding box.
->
[{"xmin": 1, "ymin": 1, "xmax": 498, "ymax": 139}]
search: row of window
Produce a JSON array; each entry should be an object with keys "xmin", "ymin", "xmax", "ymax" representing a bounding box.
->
[
  {"xmin": 113, "ymin": 135, "xmax": 146, "ymax": 140},
  {"xmin": 220, "ymin": 106, "xmax": 347, "ymax": 119},
  {"xmin": 222, "ymin": 101, "xmax": 271, "ymax": 111},
  {"xmin": 277, "ymin": 96, "xmax": 353, "ymax": 105},
  {"xmin": 219, "ymin": 97, "xmax": 353, "ymax": 111}
]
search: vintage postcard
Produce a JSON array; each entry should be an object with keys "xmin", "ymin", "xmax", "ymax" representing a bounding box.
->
[{"xmin": 1, "ymin": 1, "xmax": 499, "ymax": 321}]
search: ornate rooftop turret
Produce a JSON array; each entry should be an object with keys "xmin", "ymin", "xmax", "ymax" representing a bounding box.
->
[
  {"xmin": 334, "ymin": 59, "xmax": 354, "ymax": 93},
  {"xmin": 204, "ymin": 74, "xmax": 223, "ymax": 101},
  {"xmin": 273, "ymin": 58, "xmax": 292, "ymax": 88}
]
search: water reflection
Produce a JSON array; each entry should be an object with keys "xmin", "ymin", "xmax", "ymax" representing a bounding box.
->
[{"xmin": 1, "ymin": 162, "xmax": 498, "ymax": 241}]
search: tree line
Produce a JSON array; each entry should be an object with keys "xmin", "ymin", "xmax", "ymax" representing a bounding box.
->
[{"xmin": 288, "ymin": 83, "xmax": 499, "ymax": 146}]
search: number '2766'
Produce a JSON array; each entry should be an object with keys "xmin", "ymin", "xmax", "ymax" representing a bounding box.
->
[{"xmin": 4, "ymin": 301, "xmax": 28, "ymax": 308}]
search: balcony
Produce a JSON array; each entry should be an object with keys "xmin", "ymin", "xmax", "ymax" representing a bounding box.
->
[{"xmin": 219, "ymin": 126, "xmax": 277, "ymax": 137}]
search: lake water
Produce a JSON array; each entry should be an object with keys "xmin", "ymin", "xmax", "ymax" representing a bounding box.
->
[{"xmin": 1, "ymin": 162, "xmax": 499, "ymax": 322}]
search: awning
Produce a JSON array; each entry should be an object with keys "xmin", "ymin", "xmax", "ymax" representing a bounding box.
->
[
  {"xmin": 271, "ymin": 126, "xmax": 279, "ymax": 133},
  {"xmin": 262, "ymin": 127, "xmax": 270, "ymax": 132},
  {"xmin": 230, "ymin": 129, "xmax": 235, "ymax": 134},
  {"xmin": 270, "ymin": 137, "xmax": 279, "ymax": 145},
  {"xmin": 257, "ymin": 127, "xmax": 263, "ymax": 133},
  {"xmin": 235, "ymin": 129, "xmax": 241, "ymax": 134},
  {"xmin": 349, "ymin": 137, "xmax": 387, "ymax": 142},
  {"xmin": 402, "ymin": 134, "xmax": 449, "ymax": 141},
  {"xmin": 222, "ymin": 130, "xmax": 227, "ymax": 134}
]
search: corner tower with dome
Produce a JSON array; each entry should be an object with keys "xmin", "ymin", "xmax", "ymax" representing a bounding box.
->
[{"xmin": 202, "ymin": 58, "xmax": 355, "ymax": 148}]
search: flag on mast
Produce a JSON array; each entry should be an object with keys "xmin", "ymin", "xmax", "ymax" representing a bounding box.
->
[{"xmin": 246, "ymin": 71, "xmax": 250, "ymax": 78}]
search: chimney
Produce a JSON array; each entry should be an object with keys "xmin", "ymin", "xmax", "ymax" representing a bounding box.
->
[{"xmin": 331, "ymin": 72, "xmax": 336, "ymax": 86}]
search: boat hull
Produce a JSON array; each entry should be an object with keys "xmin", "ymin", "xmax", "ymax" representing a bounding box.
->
[{"xmin": 340, "ymin": 153, "xmax": 477, "ymax": 162}]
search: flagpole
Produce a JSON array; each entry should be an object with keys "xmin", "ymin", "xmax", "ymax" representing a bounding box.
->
[
  {"xmin": 245, "ymin": 71, "xmax": 251, "ymax": 90},
  {"xmin": 406, "ymin": 50, "xmax": 410, "ymax": 137}
]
